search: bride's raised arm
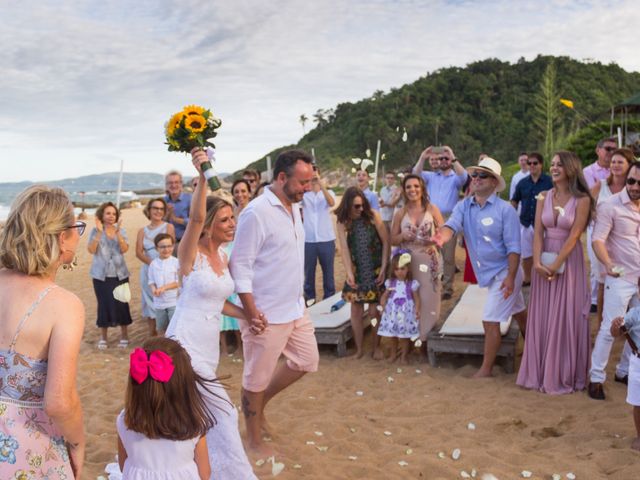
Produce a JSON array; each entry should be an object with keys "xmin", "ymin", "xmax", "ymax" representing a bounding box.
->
[{"xmin": 178, "ymin": 148, "xmax": 208, "ymax": 277}]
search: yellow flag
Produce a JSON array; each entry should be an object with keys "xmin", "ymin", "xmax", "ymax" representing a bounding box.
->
[{"xmin": 560, "ymin": 98, "xmax": 574, "ymax": 109}]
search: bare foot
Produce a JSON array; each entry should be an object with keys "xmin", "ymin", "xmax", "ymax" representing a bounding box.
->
[
  {"xmin": 247, "ymin": 441, "xmax": 277, "ymax": 461},
  {"xmin": 350, "ymin": 349, "xmax": 364, "ymax": 359},
  {"xmin": 631, "ymin": 437, "xmax": 640, "ymax": 451},
  {"xmin": 260, "ymin": 415, "xmax": 274, "ymax": 438},
  {"xmin": 472, "ymin": 369, "xmax": 494, "ymax": 378},
  {"xmin": 372, "ymin": 348, "xmax": 385, "ymax": 361}
]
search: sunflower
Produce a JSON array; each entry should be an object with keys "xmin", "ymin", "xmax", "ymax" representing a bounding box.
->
[
  {"xmin": 184, "ymin": 114, "xmax": 206, "ymax": 133},
  {"xmin": 182, "ymin": 104, "xmax": 206, "ymax": 117},
  {"xmin": 165, "ymin": 111, "xmax": 185, "ymax": 137}
]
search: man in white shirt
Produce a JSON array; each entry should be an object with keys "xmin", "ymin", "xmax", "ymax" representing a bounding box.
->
[
  {"xmin": 356, "ymin": 169, "xmax": 380, "ymax": 210},
  {"xmin": 379, "ymin": 171, "xmax": 399, "ymax": 232},
  {"xmin": 302, "ymin": 165, "xmax": 336, "ymax": 303},
  {"xmin": 230, "ymin": 149, "xmax": 320, "ymax": 457},
  {"xmin": 509, "ymin": 152, "xmax": 529, "ymax": 204}
]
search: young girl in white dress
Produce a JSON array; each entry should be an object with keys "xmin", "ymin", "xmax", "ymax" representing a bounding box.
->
[
  {"xmin": 378, "ymin": 250, "xmax": 420, "ymax": 364},
  {"xmin": 117, "ymin": 337, "xmax": 216, "ymax": 480}
]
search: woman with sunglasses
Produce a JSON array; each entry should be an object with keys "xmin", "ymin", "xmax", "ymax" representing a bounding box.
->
[
  {"xmin": 335, "ymin": 187, "xmax": 389, "ymax": 359},
  {"xmin": 588, "ymin": 148, "xmax": 634, "ymax": 328},
  {"xmin": 390, "ymin": 174, "xmax": 444, "ymax": 356},
  {"xmin": 517, "ymin": 151, "xmax": 595, "ymax": 394},
  {"xmin": 88, "ymin": 201, "xmax": 133, "ymax": 349},
  {"xmin": 136, "ymin": 198, "xmax": 175, "ymax": 337},
  {"xmin": 0, "ymin": 185, "xmax": 86, "ymax": 478}
]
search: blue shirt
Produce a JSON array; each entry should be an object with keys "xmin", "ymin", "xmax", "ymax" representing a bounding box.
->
[
  {"xmin": 511, "ymin": 174, "xmax": 553, "ymax": 228},
  {"xmin": 623, "ymin": 306, "xmax": 640, "ymax": 350},
  {"xmin": 445, "ymin": 194, "xmax": 521, "ymax": 287},
  {"xmin": 420, "ymin": 170, "xmax": 468, "ymax": 215},
  {"xmin": 89, "ymin": 227, "xmax": 130, "ymax": 281},
  {"xmin": 164, "ymin": 192, "xmax": 192, "ymax": 240},
  {"xmin": 362, "ymin": 187, "xmax": 380, "ymax": 211}
]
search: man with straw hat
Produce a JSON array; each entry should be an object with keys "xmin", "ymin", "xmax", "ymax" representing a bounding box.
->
[{"xmin": 435, "ymin": 157, "xmax": 527, "ymax": 378}]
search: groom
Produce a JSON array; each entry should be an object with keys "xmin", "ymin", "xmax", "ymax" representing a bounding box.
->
[{"xmin": 230, "ymin": 149, "xmax": 320, "ymax": 457}]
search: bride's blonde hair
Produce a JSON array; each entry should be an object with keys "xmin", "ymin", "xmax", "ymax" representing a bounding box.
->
[{"xmin": 0, "ymin": 185, "xmax": 74, "ymax": 276}]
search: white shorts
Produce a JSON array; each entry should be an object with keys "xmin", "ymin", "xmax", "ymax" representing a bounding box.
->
[
  {"xmin": 520, "ymin": 225, "xmax": 534, "ymax": 259},
  {"xmin": 627, "ymin": 354, "xmax": 640, "ymax": 407},
  {"xmin": 482, "ymin": 267, "xmax": 526, "ymax": 323}
]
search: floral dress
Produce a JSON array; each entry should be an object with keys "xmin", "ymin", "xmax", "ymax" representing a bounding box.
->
[
  {"xmin": 0, "ymin": 286, "xmax": 73, "ymax": 479},
  {"xmin": 342, "ymin": 217, "xmax": 384, "ymax": 304},
  {"xmin": 378, "ymin": 279, "xmax": 420, "ymax": 338}
]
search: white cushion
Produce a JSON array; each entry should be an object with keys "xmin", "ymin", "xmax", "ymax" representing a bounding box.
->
[{"xmin": 438, "ymin": 285, "xmax": 511, "ymax": 336}]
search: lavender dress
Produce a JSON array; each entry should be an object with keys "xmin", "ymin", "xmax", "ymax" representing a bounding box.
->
[{"xmin": 517, "ymin": 191, "xmax": 591, "ymax": 394}]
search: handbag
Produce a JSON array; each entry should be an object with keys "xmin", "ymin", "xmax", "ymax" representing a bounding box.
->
[{"xmin": 541, "ymin": 252, "xmax": 565, "ymax": 274}]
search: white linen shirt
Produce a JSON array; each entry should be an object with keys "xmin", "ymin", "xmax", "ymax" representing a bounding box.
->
[
  {"xmin": 230, "ymin": 186, "xmax": 306, "ymax": 324},
  {"xmin": 148, "ymin": 256, "xmax": 179, "ymax": 309},
  {"xmin": 302, "ymin": 190, "xmax": 336, "ymax": 243}
]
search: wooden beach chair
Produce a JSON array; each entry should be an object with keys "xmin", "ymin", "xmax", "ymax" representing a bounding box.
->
[
  {"xmin": 426, "ymin": 284, "xmax": 520, "ymax": 373},
  {"xmin": 308, "ymin": 293, "xmax": 370, "ymax": 357}
]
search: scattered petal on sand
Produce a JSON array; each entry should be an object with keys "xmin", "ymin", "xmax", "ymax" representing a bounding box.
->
[
  {"xmin": 467, "ymin": 422, "xmax": 476, "ymax": 430},
  {"xmin": 384, "ymin": 431, "xmax": 392, "ymax": 436},
  {"xmin": 396, "ymin": 368, "xmax": 403, "ymax": 374},
  {"xmin": 371, "ymin": 318, "xmax": 378, "ymax": 327},
  {"xmin": 293, "ymin": 464, "xmax": 302, "ymax": 469},
  {"xmin": 471, "ymin": 469, "xmax": 477, "ymax": 478},
  {"xmin": 405, "ymin": 448, "xmax": 413, "ymax": 455},
  {"xmin": 104, "ymin": 359, "xmax": 110, "ymax": 362},
  {"xmin": 566, "ymin": 474, "xmax": 576, "ymax": 480},
  {"xmin": 481, "ymin": 475, "xmax": 499, "ymax": 480},
  {"xmin": 415, "ymin": 369, "xmax": 422, "ymax": 374},
  {"xmin": 437, "ymin": 452, "xmax": 445, "ymax": 459},
  {"xmin": 255, "ymin": 459, "xmax": 266, "ymax": 467},
  {"xmin": 348, "ymin": 455, "xmax": 358, "ymax": 461},
  {"xmin": 352, "ymin": 158, "xmax": 362, "ymax": 165},
  {"xmin": 451, "ymin": 448, "xmax": 461, "ymax": 460},
  {"xmin": 308, "ymin": 396, "xmax": 316, "ymax": 400},
  {"xmin": 271, "ymin": 460, "xmax": 285, "ymax": 476},
  {"xmin": 419, "ymin": 264, "xmax": 429, "ymax": 273},
  {"xmin": 551, "ymin": 475, "xmax": 561, "ymax": 480},
  {"xmin": 521, "ymin": 471, "xmax": 532, "ymax": 478},
  {"xmin": 314, "ymin": 431, "xmax": 323, "ymax": 436},
  {"xmin": 430, "ymin": 311, "xmax": 437, "ymax": 315},
  {"xmin": 414, "ymin": 339, "xmax": 423, "ymax": 348},
  {"xmin": 554, "ymin": 206, "xmax": 566, "ymax": 216},
  {"xmin": 356, "ymin": 391, "xmax": 364, "ymax": 396},
  {"xmin": 387, "ymin": 376, "xmax": 394, "ymax": 383},
  {"xmin": 263, "ymin": 436, "xmax": 272, "ymax": 442},
  {"xmin": 349, "ymin": 427, "xmax": 357, "ymax": 433},
  {"xmin": 461, "ymin": 471, "xmax": 471, "ymax": 479},
  {"xmin": 306, "ymin": 441, "xmax": 315, "ymax": 445},
  {"xmin": 316, "ymin": 446, "xmax": 328, "ymax": 452},
  {"xmin": 398, "ymin": 460, "xmax": 409, "ymax": 467}
]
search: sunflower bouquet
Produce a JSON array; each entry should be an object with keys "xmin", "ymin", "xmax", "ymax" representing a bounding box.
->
[{"xmin": 165, "ymin": 105, "xmax": 222, "ymax": 190}]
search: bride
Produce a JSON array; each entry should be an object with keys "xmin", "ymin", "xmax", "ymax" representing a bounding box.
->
[{"xmin": 165, "ymin": 151, "xmax": 261, "ymax": 479}]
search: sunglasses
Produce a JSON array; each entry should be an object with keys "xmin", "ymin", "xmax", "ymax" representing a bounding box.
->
[
  {"xmin": 603, "ymin": 147, "xmax": 616, "ymax": 152},
  {"xmin": 353, "ymin": 204, "xmax": 364, "ymax": 210},
  {"xmin": 470, "ymin": 172, "xmax": 491, "ymax": 179},
  {"xmin": 436, "ymin": 156, "xmax": 450, "ymax": 161},
  {"xmin": 68, "ymin": 220, "xmax": 87, "ymax": 236},
  {"xmin": 626, "ymin": 177, "xmax": 640, "ymax": 186},
  {"xmin": 150, "ymin": 206, "xmax": 165, "ymax": 211},
  {"xmin": 527, "ymin": 161, "xmax": 540, "ymax": 166}
]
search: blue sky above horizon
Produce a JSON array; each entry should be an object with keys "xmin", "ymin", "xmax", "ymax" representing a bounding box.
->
[{"xmin": 2, "ymin": 0, "xmax": 639, "ymax": 182}]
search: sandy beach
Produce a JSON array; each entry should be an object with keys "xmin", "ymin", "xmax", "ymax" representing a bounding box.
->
[{"xmin": 60, "ymin": 207, "xmax": 636, "ymax": 480}]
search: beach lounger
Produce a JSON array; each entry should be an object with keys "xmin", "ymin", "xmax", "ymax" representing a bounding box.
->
[
  {"xmin": 308, "ymin": 293, "xmax": 369, "ymax": 356},
  {"xmin": 426, "ymin": 285, "xmax": 520, "ymax": 373}
]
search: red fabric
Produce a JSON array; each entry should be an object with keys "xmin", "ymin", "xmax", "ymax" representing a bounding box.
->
[{"xmin": 462, "ymin": 240, "xmax": 477, "ymax": 284}]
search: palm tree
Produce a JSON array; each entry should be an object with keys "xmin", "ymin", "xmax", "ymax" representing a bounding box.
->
[{"xmin": 299, "ymin": 114, "xmax": 308, "ymax": 135}]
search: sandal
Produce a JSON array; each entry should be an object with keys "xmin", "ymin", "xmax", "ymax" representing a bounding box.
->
[
  {"xmin": 97, "ymin": 340, "xmax": 108, "ymax": 350},
  {"xmin": 117, "ymin": 339, "xmax": 129, "ymax": 349}
]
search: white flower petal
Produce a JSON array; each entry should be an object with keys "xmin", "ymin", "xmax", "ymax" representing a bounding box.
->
[
  {"xmin": 451, "ymin": 448, "xmax": 461, "ymax": 460},
  {"xmin": 398, "ymin": 460, "xmax": 409, "ymax": 467},
  {"xmin": 481, "ymin": 217, "xmax": 494, "ymax": 226},
  {"xmin": 255, "ymin": 459, "xmax": 266, "ymax": 467},
  {"xmin": 552, "ymin": 475, "xmax": 561, "ymax": 480},
  {"xmin": 348, "ymin": 455, "xmax": 358, "ymax": 461},
  {"xmin": 293, "ymin": 464, "xmax": 302, "ymax": 469},
  {"xmin": 314, "ymin": 431, "xmax": 323, "ymax": 436},
  {"xmin": 351, "ymin": 167, "xmax": 357, "ymax": 173},
  {"xmin": 396, "ymin": 368, "xmax": 403, "ymax": 373},
  {"xmin": 352, "ymin": 158, "xmax": 362, "ymax": 165},
  {"xmin": 419, "ymin": 264, "xmax": 429, "ymax": 272},
  {"xmin": 272, "ymin": 461, "xmax": 285, "ymax": 476},
  {"xmin": 371, "ymin": 318, "xmax": 378, "ymax": 327},
  {"xmin": 535, "ymin": 193, "xmax": 545, "ymax": 201},
  {"xmin": 554, "ymin": 206, "xmax": 565, "ymax": 216},
  {"xmin": 415, "ymin": 369, "xmax": 422, "ymax": 374},
  {"xmin": 467, "ymin": 422, "xmax": 476, "ymax": 430},
  {"xmin": 387, "ymin": 376, "xmax": 394, "ymax": 383},
  {"xmin": 414, "ymin": 339, "xmax": 423, "ymax": 347},
  {"xmin": 566, "ymin": 474, "xmax": 576, "ymax": 480},
  {"xmin": 521, "ymin": 471, "xmax": 532, "ymax": 478},
  {"xmin": 384, "ymin": 431, "xmax": 392, "ymax": 436},
  {"xmin": 405, "ymin": 448, "xmax": 413, "ymax": 455},
  {"xmin": 316, "ymin": 446, "xmax": 328, "ymax": 452},
  {"xmin": 481, "ymin": 475, "xmax": 499, "ymax": 480},
  {"xmin": 356, "ymin": 390, "xmax": 364, "ymax": 396},
  {"xmin": 461, "ymin": 472, "xmax": 471, "ymax": 479},
  {"xmin": 402, "ymin": 130, "xmax": 408, "ymax": 142},
  {"xmin": 349, "ymin": 427, "xmax": 357, "ymax": 433},
  {"xmin": 437, "ymin": 452, "xmax": 445, "ymax": 459},
  {"xmin": 305, "ymin": 441, "xmax": 315, "ymax": 445},
  {"xmin": 366, "ymin": 148, "xmax": 371, "ymax": 158},
  {"xmin": 376, "ymin": 305, "xmax": 383, "ymax": 312},
  {"xmin": 381, "ymin": 153, "xmax": 387, "ymax": 160}
]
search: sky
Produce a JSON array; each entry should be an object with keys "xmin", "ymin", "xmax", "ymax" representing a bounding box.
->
[{"xmin": 1, "ymin": 0, "xmax": 639, "ymax": 183}]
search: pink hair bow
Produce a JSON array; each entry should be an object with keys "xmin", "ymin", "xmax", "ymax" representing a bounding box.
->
[{"xmin": 129, "ymin": 348, "xmax": 175, "ymax": 384}]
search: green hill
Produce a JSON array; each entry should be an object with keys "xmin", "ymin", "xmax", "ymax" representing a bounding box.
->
[{"xmin": 247, "ymin": 55, "xmax": 640, "ymax": 178}]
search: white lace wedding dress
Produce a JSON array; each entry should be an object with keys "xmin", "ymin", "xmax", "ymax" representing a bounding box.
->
[{"xmin": 166, "ymin": 250, "xmax": 256, "ymax": 480}]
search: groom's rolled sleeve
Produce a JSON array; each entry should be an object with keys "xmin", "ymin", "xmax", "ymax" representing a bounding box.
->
[{"xmin": 230, "ymin": 210, "xmax": 265, "ymax": 294}]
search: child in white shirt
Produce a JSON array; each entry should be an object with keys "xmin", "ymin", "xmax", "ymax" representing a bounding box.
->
[{"xmin": 148, "ymin": 233, "xmax": 179, "ymax": 335}]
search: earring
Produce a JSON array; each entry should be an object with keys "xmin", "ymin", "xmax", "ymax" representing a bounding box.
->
[{"xmin": 61, "ymin": 250, "xmax": 78, "ymax": 271}]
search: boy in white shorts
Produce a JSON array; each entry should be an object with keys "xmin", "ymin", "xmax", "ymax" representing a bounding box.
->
[
  {"xmin": 436, "ymin": 157, "xmax": 527, "ymax": 378},
  {"xmin": 611, "ymin": 307, "xmax": 640, "ymax": 451},
  {"xmin": 148, "ymin": 233, "xmax": 179, "ymax": 335}
]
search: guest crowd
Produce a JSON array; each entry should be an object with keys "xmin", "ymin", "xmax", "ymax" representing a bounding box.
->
[{"xmin": 1, "ymin": 137, "xmax": 640, "ymax": 478}]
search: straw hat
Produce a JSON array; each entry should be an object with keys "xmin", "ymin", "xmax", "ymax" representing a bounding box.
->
[{"xmin": 467, "ymin": 157, "xmax": 506, "ymax": 193}]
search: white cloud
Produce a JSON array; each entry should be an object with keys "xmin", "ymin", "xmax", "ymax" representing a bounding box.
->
[{"xmin": 1, "ymin": 0, "xmax": 638, "ymax": 182}]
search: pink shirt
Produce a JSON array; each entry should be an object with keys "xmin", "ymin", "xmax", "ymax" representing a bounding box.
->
[
  {"xmin": 592, "ymin": 189, "xmax": 640, "ymax": 284},
  {"xmin": 583, "ymin": 162, "xmax": 609, "ymax": 189}
]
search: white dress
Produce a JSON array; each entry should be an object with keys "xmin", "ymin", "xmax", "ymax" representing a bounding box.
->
[
  {"xmin": 116, "ymin": 411, "xmax": 200, "ymax": 480},
  {"xmin": 166, "ymin": 250, "xmax": 256, "ymax": 480}
]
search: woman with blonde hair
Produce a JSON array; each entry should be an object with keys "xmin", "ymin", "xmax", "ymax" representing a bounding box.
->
[
  {"xmin": 135, "ymin": 197, "xmax": 175, "ymax": 337},
  {"xmin": 0, "ymin": 185, "xmax": 86, "ymax": 478}
]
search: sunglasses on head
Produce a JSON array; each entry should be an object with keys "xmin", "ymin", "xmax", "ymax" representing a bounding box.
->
[
  {"xmin": 626, "ymin": 177, "xmax": 640, "ymax": 186},
  {"xmin": 68, "ymin": 220, "xmax": 87, "ymax": 236},
  {"xmin": 470, "ymin": 171, "xmax": 491, "ymax": 179}
]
